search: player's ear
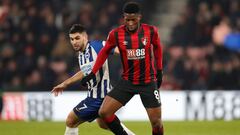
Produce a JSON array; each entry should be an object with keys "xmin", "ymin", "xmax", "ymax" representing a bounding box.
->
[
  {"xmin": 83, "ymin": 32, "xmax": 88, "ymax": 39},
  {"xmin": 123, "ymin": 14, "xmax": 127, "ymax": 19},
  {"xmin": 138, "ymin": 14, "xmax": 142, "ymax": 21}
]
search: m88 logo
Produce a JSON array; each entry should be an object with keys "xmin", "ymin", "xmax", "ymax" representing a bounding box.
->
[{"xmin": 127, "ymin": 49, "xmax": 145, "ymax": 60}]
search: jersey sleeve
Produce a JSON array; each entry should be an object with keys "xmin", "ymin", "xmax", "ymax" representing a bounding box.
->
[
  {"xmin": 90, "ymin": 40, "xmax": 104, "ymax": 54},
  {"xmin": 152, "ymin": 26, "xmax": 163, "ymax": 70},
  {"xmin": 92, "ymin": 30, "xmax": 117, "ymax": 74},
  {"xmin": 90, "ymin": 40, "xmax": 114, "ymax": 55},
  {"xmin": 102, "ymin": 41, "xmax": 115, "ymax": 55}
]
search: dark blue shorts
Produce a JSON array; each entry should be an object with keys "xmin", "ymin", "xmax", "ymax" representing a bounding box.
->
[{"xmin": 73, "ymin": 97, "xmax": 103, "ymax": 122}]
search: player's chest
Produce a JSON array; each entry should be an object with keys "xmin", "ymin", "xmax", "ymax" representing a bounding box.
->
[
  {"xmin": 117, "ymin": 33, "xmax": 151, "ymax": 60},
  {"xmin": 78, "ymin": 48, "xmax": 96, "ymax": 65},
  {"xmin": 117, "ymin": 33, "xmax": 151, "ymax": 50},
  {"xmin": 78, "ymin": 50, "xmax": 96, "ymax": 74},
  {"xmin": 79, "ymin": 61, "xmax": 94, "ymax": 75}
]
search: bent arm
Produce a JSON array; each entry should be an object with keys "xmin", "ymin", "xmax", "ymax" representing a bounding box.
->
[{"xmin": 51, "ymin": 71, "xmax": 84, "ymax": 96}]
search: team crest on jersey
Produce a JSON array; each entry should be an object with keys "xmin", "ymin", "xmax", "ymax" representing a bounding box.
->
[
  {"xmin": 141, "ymin": 37, "xmax": 148, "ymax": 46},
  {"xmin": 123, "ymin": 41, "xmax": 128, "ymax": 46},
  {"xmin": 85, "ymin": 48, "xmax": 90, "ymax": 59},
  {"xmin": 85, "ymin": 52, "xmax": 90, "ymax": 59}
]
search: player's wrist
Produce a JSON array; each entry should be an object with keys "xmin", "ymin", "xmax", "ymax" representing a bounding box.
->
[
  {"xmin": 90, "ymin": 72, "xmax": 95, "ymax": 76},
  {"xmin": 85, "ymin": 72, "xmax": 95, "ymax": 77},
  {"xmin": 156, "ymin": 69, "xmax": 163, "ymax": 88},
  {"xmin": 157, "ymin": 69, "xmax": 162, "ymax": 79},
  {"xmin": 62, "ymin": 82, "xmax": 69, "ymax": 88},
  {"xmin": 81, "ymin": 72, "xmax": 95, "ymax": 87}
]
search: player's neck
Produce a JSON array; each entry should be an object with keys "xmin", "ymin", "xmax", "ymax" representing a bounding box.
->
[
  {"xmin": 81, "ymin": 40, "xmax": 89, "ymax": 52},
  {"xmin": 126, "ymin": 23, "xmax": 141, "ymax": 33}
]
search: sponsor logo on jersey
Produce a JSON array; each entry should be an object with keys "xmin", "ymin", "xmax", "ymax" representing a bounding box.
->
[
  {"xmin": 127, "ymin": 49, "xmax": 145, "ymax": 60},
  {"xmin": 81, "ymin": 64, "xmax": 92, "ymax": 76}
]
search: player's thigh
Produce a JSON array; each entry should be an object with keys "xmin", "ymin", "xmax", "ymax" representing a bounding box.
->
[
  {"xmin": 66, "ymin": 110, "xmax": 85, "ymax": 127},
  {"xmin": 104, "ymin": 80, "xmax": 134, "ymax": 107},
  {"xmin": 139, "ymin": 83, "xmax": 161, "ymax": 108},
  {"xmin": 99, "ymin": 95, "xmax": 124, "ymax": 117},
  {"xmin": 99, "ymin": 79, "xmax": 134, "ymax": 117},
  {"xmin": 73, "ymin": 97, "xmax": 103, "ymax": 123},
  {"xmin": 96, "ymin": 118, "xmax": 108, "ymax": 129}
]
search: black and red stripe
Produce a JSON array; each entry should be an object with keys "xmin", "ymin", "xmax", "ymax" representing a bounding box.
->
[
  {"xmin": 113, "ymin": 24, "xmax": 159, "ymax": 85},
  {"xmin": 137, "ymin": 26, "xmax": 146, "ymax": 84},
  {"xmin": 150, "ymin": 26, "xmax": 157, "ymax": 81}
]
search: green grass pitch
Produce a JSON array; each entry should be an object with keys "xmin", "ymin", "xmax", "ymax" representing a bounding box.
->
[{"xmin": 0, "ymin": 120, "xmax": 240, "ymax": 135}]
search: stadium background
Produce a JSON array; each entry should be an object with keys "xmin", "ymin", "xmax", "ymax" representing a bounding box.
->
[{"xmin": 0, "ymin": 0, "xmax": 240, "ymax": 135}]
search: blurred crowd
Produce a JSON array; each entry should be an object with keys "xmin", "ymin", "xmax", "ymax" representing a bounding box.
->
[
  {"xmin": 0, "ymin": 0, "xmax": 239, "ymax": 92},
  {"xmin": 162, "ymin": 0, "xmax": 240, "ymax": 90},
  {"xmin": 0, "ymin": 0, "xmax": 157, "ymax": 92}
]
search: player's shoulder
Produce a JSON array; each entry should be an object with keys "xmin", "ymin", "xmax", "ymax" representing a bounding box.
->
[
  {"xmin": 142, "ymin": 24, "xmax": 159, "ymax": 35},
  {"xmin": 89, "ymin": 40, "xmax": 104, "ymax": 46},
  {"xmin": 142, "ymin": 23, "xmax": 158, "ymax": 29},
  {"xmin": 109, "ymin": 25, "xmax": 125, "ymax": 33},
  {"xmin": 89, "ymin": 40, "xmax": 105, "ymax": 53}
]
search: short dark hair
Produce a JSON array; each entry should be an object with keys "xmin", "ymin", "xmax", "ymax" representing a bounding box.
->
[
  {"xmin": 69, "ymin": 24, "xmax": 86, "ymax": 34},
  {"xmin": 123, "ymin": 1, "xmax": 141, "ymax": 14}
]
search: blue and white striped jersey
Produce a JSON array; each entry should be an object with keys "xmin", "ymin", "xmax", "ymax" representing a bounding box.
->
[{"xmin": 78, "ymin": 40, "xmax": 113, "ymax": 99}]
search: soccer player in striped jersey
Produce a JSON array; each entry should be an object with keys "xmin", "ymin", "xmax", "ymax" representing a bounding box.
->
[
  {"xmin": 51, "ymin": 24, "xmax": 135, "ymax": 135},
  {"xmin": 81, "ymin": 2, "xmax": 164, "ymax": 135}
]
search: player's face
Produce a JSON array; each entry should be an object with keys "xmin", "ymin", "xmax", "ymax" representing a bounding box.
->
[
  {"xmin": 69, "ymin": 32, "xmax": 87, "ymax": 52},
  {"xmin": 123, "ymin": 13, "xmax": 141, "ymax": 32}
]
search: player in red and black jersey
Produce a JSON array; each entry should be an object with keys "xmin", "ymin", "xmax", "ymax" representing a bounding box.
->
[{"xmin": 82, "ymin": 2, "xmax": 164, "ymax": 135}]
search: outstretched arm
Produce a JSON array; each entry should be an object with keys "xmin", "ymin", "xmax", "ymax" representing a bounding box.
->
[{"xmin": 51, "ymin": 71, "xmax": 84, "ymax": 96}]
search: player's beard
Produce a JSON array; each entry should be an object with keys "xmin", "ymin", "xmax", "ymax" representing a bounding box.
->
[
  {"xmin": 128, "ymin": 26, "xmax": 136, "ymax": 31},
  {"xmin": 73, "ymin": 43, "xmax": 84, "ymax": 52},
  {"xmin": 127, "ymin": 24, "xmax": 139, "ymax": 33},
  {"xmin": 78, "ymin": 44, "xmax": 86, "ymax": 52},
  {"xmin": 73, "ymin": 46, "xmax": 80, "ymax": 52},
  {"xmin": 79, "ymin": 45, "xmax": 85, "ymax": 52}
]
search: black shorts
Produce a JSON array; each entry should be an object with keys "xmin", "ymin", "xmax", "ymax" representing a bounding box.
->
[{"xmin": 108, "ymin": 79, "xmax": 161, "ymax": 108}]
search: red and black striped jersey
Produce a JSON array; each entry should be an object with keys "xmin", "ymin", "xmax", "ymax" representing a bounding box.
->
[{"xmin": 92, "ymin": 23, "xmax": 163, "ymax": 85}]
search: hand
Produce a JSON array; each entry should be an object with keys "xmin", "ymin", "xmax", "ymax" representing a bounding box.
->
[
  {"xmin": 51, "ymin": 83, "xmax": 67, "ymax": 97},
  {"xmin": 81, "ymin": 72, "xmax": 95, "ymax": 87},
  {"xmin": 157, "ymin": 70, "xmax": 163, "ymax": 88}
]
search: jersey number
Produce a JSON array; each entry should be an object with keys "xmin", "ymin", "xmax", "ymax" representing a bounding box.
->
[{"xmin": 154, "ymin": 90, "xmax": 161, "ymax": 103}]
